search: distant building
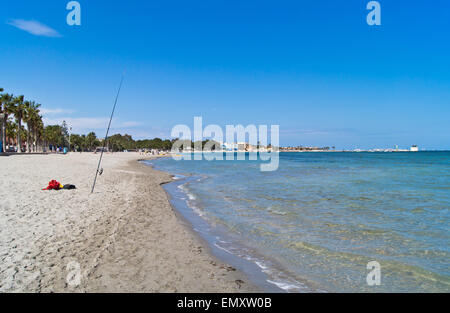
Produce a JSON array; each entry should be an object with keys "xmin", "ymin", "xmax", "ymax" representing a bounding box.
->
[
  {"xmin": 222, "ymin": 142, "xmax": 237, "ymax": 151},
  {"xmin": 237, "ymin": 142, "xmax": 246, "ymax": 151},
  {"xmin": 279, "ymin": 146, "xmax": 330, "ymax": 152},
  {"xmin": 220, "ymin": 142, "xmax": 268, "ymax": 152},
  {"xmin": 410, "ymin": 145, "xmax": 419, "ymax": 152}
]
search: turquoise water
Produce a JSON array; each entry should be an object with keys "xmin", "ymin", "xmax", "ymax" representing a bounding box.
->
[{"xmin": 146, "ymin": 152, "xmax": 450, "ymax": 292}]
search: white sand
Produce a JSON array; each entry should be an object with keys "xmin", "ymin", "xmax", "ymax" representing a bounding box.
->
[{"xmin": 0, "ymin": 153, "xmax": 257, "ymax": 292}]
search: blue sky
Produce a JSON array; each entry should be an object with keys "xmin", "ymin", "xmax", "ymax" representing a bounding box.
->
[{"xmin": 1, "ymin": 0, "xmax": 449, "ymax": 149}]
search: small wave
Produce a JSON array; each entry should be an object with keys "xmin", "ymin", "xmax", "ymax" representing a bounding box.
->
[
  {"xmin": 177, "ymin": 184, "xmax": 197, "ymax": 200},
  {"xmin": 214, "ymin": 243, "xmax": 234, "ymax": 254},
  {"xmin": 215, "ymin": 236, "xmax": 229, "ymax": 244},
  {"xmin": 266, "ymin": 280, "xmax": 307, "ymax": 292},
  {"xmin": 176, "ymin": 184, "xmax": 203, "ymax": 216},
  {"xmin": 255, "ymin": 261, "xmax": 269, "ymax": 270},
  {"xmin": 194, "ymin": 228, "xmax": 210, "ymax": 236},
  {"xmin": 251, "ymin": 258, "xmax": 310, "ymax": 292},
  {"xmin": 267, "ymin": 206, "xmax": 287, "ymax": 216},
  {"xmin": 190, "ymin": 206, "xmax": 204, "ymax": 217},
  {"xmin": 216, "ymin": 244, "xmax": 310, "ymax": 293}
]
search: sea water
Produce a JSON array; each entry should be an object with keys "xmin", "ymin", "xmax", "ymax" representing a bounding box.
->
[{"xmin": 144, "ymin": 152, "xmax": 450, "ymax": 292}]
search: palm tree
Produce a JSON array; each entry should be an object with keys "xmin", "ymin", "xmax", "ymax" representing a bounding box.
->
[
  {"xmin": 1, "ymin": 92, "xmax": 8, "ymax": 151},
  {"xmin": 35, "ymin": 116, "xmax": 44, "ymax": 152},
  {"xmin": 6, "ymin": 118, "xmax": 16, "ymax": 148},
  {"xmin": 0, "ymin": 88, "xmax": 6, "ymax": 148},
  {"xmin": 1, "ymin": 93, "xmax": 14, "ymax": 152},
  {"xmin": 81, "ymin": 134, "xmax": 86, "ymax": 151},
  {"xmin": 86, "ymin": 132, "xmax": 97, "ymax": 151},
  {"xmin": 13, "ymin": 95, "xmax": 26, "ymax": 153},
  {"xmin": 29, "ymin": 104, "xmax": 42, "ymax": 152},
  {"xmin": 24, "ymin": 101, "xmax": 41, "ymax": 153},
  {"xmin": 24, "ymin": 100, "xmax": 31, "ymax": 152}
]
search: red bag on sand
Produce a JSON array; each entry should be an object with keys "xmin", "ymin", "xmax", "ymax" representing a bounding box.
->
[{"xmin": 43, "ymin": 180, "xmax": 62, "ymax": 190}]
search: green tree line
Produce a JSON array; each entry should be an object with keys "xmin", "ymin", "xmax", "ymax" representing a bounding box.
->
[
  {"xmin": 0, "ymin": 88, "xmax": 44, "ymax": 153},
  {"xmin": 0, "ymin": 87, "xmax": 176, "ymax": 153},
  {"xmin": 1, "ymin": 87, "xmax": 220, "ymax": 153}
]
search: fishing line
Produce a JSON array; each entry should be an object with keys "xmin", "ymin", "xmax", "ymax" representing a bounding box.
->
[{"xmin": 91, "ymin": 72, "xmax": 125, "ymax": 194}]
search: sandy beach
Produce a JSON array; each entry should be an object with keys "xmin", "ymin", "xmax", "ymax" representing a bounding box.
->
[{"xmin": 0, "ymin": 152, "xmax": 257, "ymax": 292}]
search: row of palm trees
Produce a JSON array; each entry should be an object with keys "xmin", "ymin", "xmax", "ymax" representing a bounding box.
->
[{"xmin": 0, "ymin": 87, "xmax": 44, "ymax": 153}]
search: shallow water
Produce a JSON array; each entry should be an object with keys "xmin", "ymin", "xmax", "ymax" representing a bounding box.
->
[{"xmin": 145, "ymin": 152, "xmax": 450, "ymax": 292}]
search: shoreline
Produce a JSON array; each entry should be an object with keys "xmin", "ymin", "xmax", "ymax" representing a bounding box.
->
[
  {"xmin": 151, "ymin": 166, "xmax": 286, "ymax": 293},
  {"xmin": 132, "ymin": 157, "xmax": 262, "ymax": 292},
  {"xmin": 0, "ymin": 152, "xmax": 259, "ymax": 292},
  {"xmin": 144, "ymin": 158, "xmax": 309, "ymax": 293}
]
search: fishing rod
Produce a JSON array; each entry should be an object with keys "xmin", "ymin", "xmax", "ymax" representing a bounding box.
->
[{"xmin": 91, "ymin": 73, "xmax": 125, "ymax": 194}]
